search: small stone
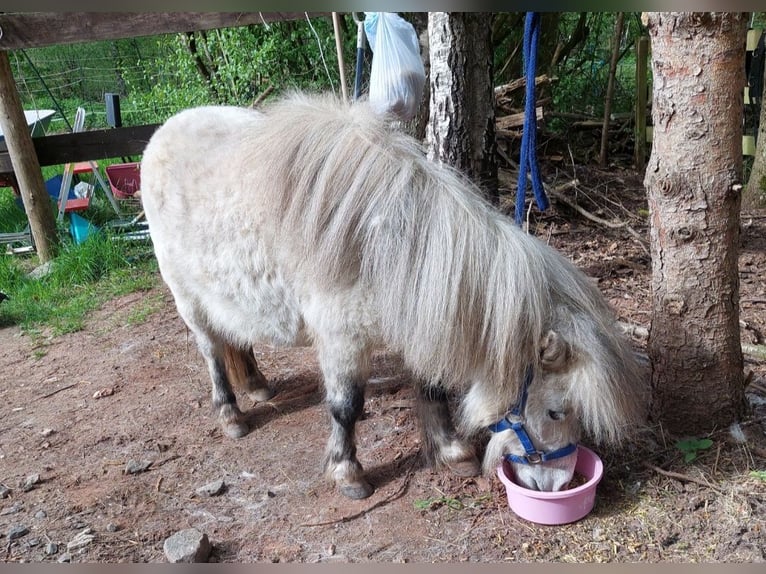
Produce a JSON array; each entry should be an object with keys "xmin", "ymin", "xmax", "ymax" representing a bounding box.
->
[
  {"xmin": 124, "ymin": 459, "xmax": 152, "ymax": 474},
  {"xmin": 45, "ymin": 542, "xmax": 59, "ymax": 555},
  {"xmin": 21, "ymin": 474, "xmax": 41, "ymax": 491},
  {"xmin": 0, "ymin": 483, "xmax": 10, "ymax": 498},
  {"xmin": 7, "ymin": 524, "xmax": 30, "ymax": 540},
  {"xmin": 92, "ymin": 387, "xmax": 114, "ymax": 399},
  {"xmin": 41, "ymin": 428, "xmax": 55, "ymax": 437},
  {"xmin": 28, "ymin": 261, "xmax": 54, "ymax": 279},
  {"xmin": 0, "ymin": 501, "xmax": 23, "ymax": 516},
  {"xmin": 195, "ymin": 479, "xmax": 226, "ymax": 497},
  {"xmin": 163, "ymin": 528, "xmax": 212, "ymax": 563},
  {"xmin": 57, "ymin": 553, "xmax": 71, "ymax": 563},
  {"xmin": 106, "ymin": 523, "xmax": 120, "ymax": 532},
  {"xmin": 27, "ymin": 537, "xmax": 40, "ymax": 547},
  {"xmin": 35, "ymin": 510, "xmax": 47, "ymax": 519}
]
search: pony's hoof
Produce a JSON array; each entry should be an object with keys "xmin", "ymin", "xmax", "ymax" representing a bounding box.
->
[
  {"xmin": 248, "ymin": 387, "xmax": 275, "ymax": 402},
  {"xmin": 447, "ymin": 457, "xmax": 482, "ymax": 477},
  {"xmin": 222, "ymin": 420, "xmax": 249, "ymax": 439},
  {"xmin": 339, "ymin": 480, "xmax": 374, "ymax": 499},
  {"xmin": 218, "ymin": 404, "xmax": 249, "ymax": 438}
]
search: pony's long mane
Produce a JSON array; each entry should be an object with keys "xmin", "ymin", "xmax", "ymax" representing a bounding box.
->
[{"xmin": 245, "ymin": 92, "xmax": 645, "ymax": 440}]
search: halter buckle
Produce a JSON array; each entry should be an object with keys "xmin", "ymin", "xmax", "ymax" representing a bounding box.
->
[{"xmin": 521, "ymin": 451, "xmax": 544, "ymax": 465}]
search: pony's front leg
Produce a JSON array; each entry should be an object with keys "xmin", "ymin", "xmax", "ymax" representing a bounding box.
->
[
  {"xmin": 319, "ymin": 346, "xmax": 374, "ymax": 499},
  {"xmin": 416, "ymin": 383, "xmax": 481, "ymax": 477}
]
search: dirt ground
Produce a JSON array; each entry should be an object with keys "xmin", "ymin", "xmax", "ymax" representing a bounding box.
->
[{"xmin": 1, "ymin": 167, "xmax": 765, "ymax": 563}]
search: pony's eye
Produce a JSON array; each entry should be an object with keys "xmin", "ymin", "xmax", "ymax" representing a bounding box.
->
[{"xmin": 547, "ymin": 410, "xmax": 565, "ymax": 421}]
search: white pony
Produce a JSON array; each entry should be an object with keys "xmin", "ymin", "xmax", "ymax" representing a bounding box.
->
[{"xmin": 140, "ymin": 92, "xmax": 647, "ymax": 499}]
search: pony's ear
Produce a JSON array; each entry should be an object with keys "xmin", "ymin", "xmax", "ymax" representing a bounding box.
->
[{"xmin": 540, "ymin": 330, "xmax": 571, "ymax": 372}]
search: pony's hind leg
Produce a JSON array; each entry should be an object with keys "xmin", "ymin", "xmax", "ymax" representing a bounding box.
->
[
  {"xmin": 416, "ymin": 383, "xmax": 481, "ymax": 477},
  {"xmin": 319, "ymin": 343, "xmax": 374, "ymax": 500},
  {"xmin": 190, "ymin": 332, "xmax": 249, "ymax": 439},
  {"xmin": 224, "ymin": 344, "xmax": 275, "ymax": 403}
]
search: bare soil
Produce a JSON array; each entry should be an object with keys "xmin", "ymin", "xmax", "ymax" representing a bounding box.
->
[{"xmin": 1, "ymin": 167, "xmax": 765, "ymax": 563}]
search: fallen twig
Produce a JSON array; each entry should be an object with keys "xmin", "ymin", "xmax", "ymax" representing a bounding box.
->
[
  {"xmin": 152, "ymin": 454, "xmax": 181, "ymax": 468},
  {"xmin": 38, "ymin": 383, "xmax": 79, "ymax": 400},
  {"xmin": 546, "ymin": 184, "xmax": 650, "ymax": 256},
  {"xmin": 300, "ymin": 456, "xmax": 417, "ymax": 527},
  {"xmin": 497, "ymin": 168, "xmax": 649, "ymax": 255},
  {"xmin": 642, "ymin": 462, "xmax": 723, "ymax": 493}
]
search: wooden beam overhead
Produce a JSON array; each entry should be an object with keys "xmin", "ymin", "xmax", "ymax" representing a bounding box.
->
[
  {"xmin": 0, "ymin": 12, "xmax": 328, "ymax": 50},
  {"xmin": 0, "ymin": 124, "xmax": 160, "ymax": 172}
]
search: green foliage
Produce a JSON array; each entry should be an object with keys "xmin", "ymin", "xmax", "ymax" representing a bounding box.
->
[
  {"xmin": 675, "ymin": 438, "xmax": 714, "ymax": 463},
  {"xmin": 13, "ymin": 16, "xmax": 353, "ymax": 130},
  {"xmin": 750, "ymin": 470, "xmax": 766, "ymax": 482},
  {"xmin": 550, "ymin": 13, "xmax": 646, "ymax": 122}
]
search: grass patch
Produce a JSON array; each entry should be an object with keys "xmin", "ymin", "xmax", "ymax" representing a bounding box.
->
[
  {"xmin": 0, "ymin": 229, "xmax": 159, "ymax": 337},
  {"xmin": 0, "ymin": 188, "xmax": 29, "ymax": 233},
  {"xmin": 125, "ymin": 291, "xmax": 165, "ymax": 326}
]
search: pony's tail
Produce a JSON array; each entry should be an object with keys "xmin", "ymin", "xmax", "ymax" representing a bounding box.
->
[
  {"xmin": 223, "ymin": 343, "xmax": 249, "ymax": 390},
  {"xmin": 222, "ymin": 343, "xmax": 274, "ymax": 401}
]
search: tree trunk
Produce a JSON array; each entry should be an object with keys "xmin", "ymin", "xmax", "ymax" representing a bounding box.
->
[
  {"xmin": 0, "ymin": 51, "xmax": 58, "ymax": 262},
  {"xmin": 643, "ymin": 12, "xmax": 747, "ymax": 435},
  {"xmin": 400, "ymin": 12, "xmax": 430, "ymax": 142},
  {"xmin": 599, "ymin": 12, "xmax": 625, "ymax": 167},
  {"xmin": 744, "ymin": 52, "xmax": 766, "ymax": 209},
  {"xmin": 426, "ymin": 12, "xmax": 497, "ymax": 202}
]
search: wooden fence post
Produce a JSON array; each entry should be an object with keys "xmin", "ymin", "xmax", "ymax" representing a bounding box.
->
[{"xmin": 0, "ymin": 51, "xmax": 58, "ymax": 261}]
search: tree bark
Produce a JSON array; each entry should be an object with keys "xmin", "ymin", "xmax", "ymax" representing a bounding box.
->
[
  {"xmin": 599, "ymin": 12, "xmax": 625, "ymax": 167},
  {"xmin": 426, "ymin": 12, "xmax": 497, "ymax": 202},
  {"xmin": 643, "ymin": 12, "xmax": 747, "ymax": 435},
  {"xmin": 744, "ymin": 49, "xmax": 766, "ymax": 209},
  {"xmin": 0, "ymin": 51, "xmax": 58, "ymax": 262}
]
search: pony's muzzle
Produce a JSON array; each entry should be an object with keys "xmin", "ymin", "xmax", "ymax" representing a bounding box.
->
[{"xmin": 510, "ymin": 452, "xmax": 577, "ymax": 492}]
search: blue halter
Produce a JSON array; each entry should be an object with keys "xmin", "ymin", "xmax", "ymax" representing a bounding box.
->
[{"xmin": 488, "ymin": 367, "xmax": 577, "ymax": 465}]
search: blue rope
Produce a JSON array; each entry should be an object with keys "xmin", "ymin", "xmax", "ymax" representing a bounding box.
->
[{"xmin": 515, "ymin": 12, "xmax": 549, "ymax": 226}]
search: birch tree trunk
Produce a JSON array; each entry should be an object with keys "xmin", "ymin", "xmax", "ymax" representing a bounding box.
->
[
  {"xmin": 643, "ymin": 12, "xmax": 747, "ymax": 435},
  {"xmin": 426, "ymin": 12, "xmax": 497, "ymax": 201}
]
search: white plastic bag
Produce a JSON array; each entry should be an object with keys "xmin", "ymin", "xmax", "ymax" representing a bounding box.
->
[
  {"xmin": 365, "ymin": 12, "xmax": 425, "ymax": 121},
  {"xmin": 73, "ymin": 181, "xmax": 94, "ymax": 199}
]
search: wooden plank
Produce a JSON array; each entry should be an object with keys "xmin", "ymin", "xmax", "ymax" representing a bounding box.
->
[
  {"xmin": 496, "ymin": 106, "xmax": 543, "ymax": 131},
  {"xmin": 0, "ymin": 12, "xmax": 328, "ymax": 50},
  {"xmin": 0, "ymin": 124, "xmax": 160, "ymax": 172}
]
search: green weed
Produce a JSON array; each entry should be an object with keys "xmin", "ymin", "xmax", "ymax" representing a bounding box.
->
[
  {"xmin": 414, "ymin": 493, "xmax": 492, "ymax": 512},
  {"xmin": 675, "ymin": 438, "xmax": 713, "ymax": 463}
]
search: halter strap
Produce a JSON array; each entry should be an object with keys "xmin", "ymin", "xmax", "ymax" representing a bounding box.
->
[{"xmin": 488, "ymin": 366, "xmax": 577, "ymax": 465}]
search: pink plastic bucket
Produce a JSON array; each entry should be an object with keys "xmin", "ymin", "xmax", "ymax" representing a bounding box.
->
[{"xmin": 496, "ymin": 445, "xmax": 604, "ymax": 525}]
